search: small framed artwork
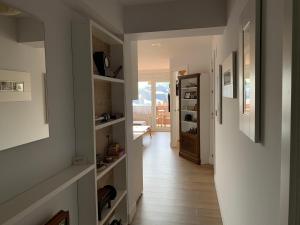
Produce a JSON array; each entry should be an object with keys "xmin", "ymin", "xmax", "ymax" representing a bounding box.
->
[
  {"xmin": 45, "ymin": 210, "xmax": 69, "ymax": 225},
  {"xmin": 239, "ymin": 0, "xmax": 261, "ymax": 142},
  {"xmin": 0, "ymin": 69, "xmax": 31, "ymax": 102},
  {"xmin": 222, "ymin": 52, "xmax": 237, "ymax": 98}
]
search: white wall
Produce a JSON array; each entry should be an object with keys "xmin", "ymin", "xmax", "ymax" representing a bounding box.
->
[
  {"xmin": 64, "ymin": 0, "xmax": 124, "ymax": 35},
  {"xmin": 124, "ymin": 0, "xmax": 227, "ymax": 33},
  {"xmin": 213, "ymin": 0, "xmax": 284, "ymax": 224},
  {"xmin": 0, "ymin": 0, "xmax": 123, "ymax": 224}
]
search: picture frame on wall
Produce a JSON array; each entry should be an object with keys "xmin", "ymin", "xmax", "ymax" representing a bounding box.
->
[
  {"xmin": 222, "ymin": 52, "xmax": 237, "ymax": 98},
  {"xmin": 239, "ymin": 0, "xmax": 261, "ymax": 142}
]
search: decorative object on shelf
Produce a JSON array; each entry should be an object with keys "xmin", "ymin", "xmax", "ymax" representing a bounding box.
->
[
  {"xmin": 93, "ymin": 51, "xmax": 110, "ymax": 76},
  {"xmin": 184, "ymin": 92, "xmax": 191, "ymax": 99},
  {"xmin": 95, "ymin": 112, "xmax": 124, "ymax": 124},
  {"xmin": 184, "ymin": 91, "xmax": 197, "ymax": 99},
  {"xmin": 101, "ymin": 112, "xmax": 111, "ymax": 122},
  {"xmin": 112, "ymin": 65, "xmax": 123, "ymax": 78},
  {"xmin": 218, "ymin": 65, "xmax": 223, "ymax": 124},
  {"xmin": 186, "ymin": 127, "xmax": 197, "ymax": 135},
  {"xmin": 105, "ymin": 135, "xmax": 125, "ymax": 160},
  {"xmin": 97, "ymin": 185, "xmax": 117, "ymax": 220},
  {"xmin": 239, "ymin": 0, "xmax": 261, "ymax": 142},
  {"xmin": 104, "ymin": 156, "xmax": 114, "ymax": 163},
  {"xmin": 178, "ymin": 70, "xmax": 187, "ymax": 76},
  {"xmin": 107, "ymin": 143, "xmax": 125, "ymax": 159},
  {"xmin": 110, "ymin": 112, "xmax": 123, "ymax": 120},
  {"xmin": 45, "ymin": 210, "xmax": 69, "ymax": 225},
  {"xmin": 184, "ymin": 114, "xmax": 193, "ymax": 121},
  {"xmin": 222, "ymin": 52, "xmax": 237, "ymax": 98},
  {"xmin": 185, "ymin": 82, "xmax": 197, "ymax": 88},
  {"xmin": 96, "ymin": 154, "xmax": 106, "ymax": 171}
]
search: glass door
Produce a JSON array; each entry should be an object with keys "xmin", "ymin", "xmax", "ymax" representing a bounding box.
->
[
  {"xmin": 132, "ymin": 81, "xmax": 152, "ymax": 126},
  {"xmin": 155, "ymin": 82, "xmax": 170, "ymax": 130}
]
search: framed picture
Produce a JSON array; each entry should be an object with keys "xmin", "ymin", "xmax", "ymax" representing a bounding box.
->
[
  {"xmin": 45, "ymin": 210, "xmax": 69, "ymax": 225},
  {"xmin": 222, "ymin": 52, "xmax": 237, "ymax": 98},
  {"xmin": 239, "ymin": 0, "xmax": 261, "ymax": 142},
  {"xmin": 0, "ymin": 70, "xmax": 31, "ymax": 102}
]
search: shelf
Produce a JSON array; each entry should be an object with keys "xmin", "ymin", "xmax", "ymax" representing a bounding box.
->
[
  {"xmin": 181, "ymin": 98, "xmax": 197, "ymax": 101},
  {"xmin": 93, "ymin": 75, "xmax": 124, "ymax": 84},
  {"xmin": 96, "ymin": 154, "xmax": 127, "ymax": 180},
  {"xmin": 181, "ymin": 109, "xmax": 197, "ymax": 113},
  {"xmin": 98, "ymin": 190, "xmax": 127, "ymax": 225},
  {"xmin": 181, "ymin": 87, "xmax": 197, "ymax": 90},
  {"xmin": 95, "ymin": 117, "xmax": 125, "ymax": 130},
  {"xmin": 182, "ymin": 120, "xmax": 197, "ymax": 125},
  {"xmin": 0, "ymin": 164, "xmax": 95, "ymax": 225}
]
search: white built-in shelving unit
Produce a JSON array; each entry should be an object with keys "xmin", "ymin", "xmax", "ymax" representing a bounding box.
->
[
  {"xmin": 71, "ymin": 19, "xmax": 128, "ymax": 225},
  {"xmin": 0, "ymin": 164, "xmax": 95, "ymax": 225},
  {"xmin": 0, "ymin": 20, "xmax": 128, "ymax": 225}
]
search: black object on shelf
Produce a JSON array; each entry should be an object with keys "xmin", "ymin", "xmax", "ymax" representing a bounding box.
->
[
  {"xmin": 184, "ymin": 114, "xmax": 193, "ymax": 121},
  {"xmin": 93, "ymin": 51, "xmax": 110, "ymax": 76},
  {"xmin": 110, "ymin": 219, "xmax": 122, "ymax": 225},
  {"xmin": 97, "ymin": 185, "xmax": 117, "ymax": 220}
]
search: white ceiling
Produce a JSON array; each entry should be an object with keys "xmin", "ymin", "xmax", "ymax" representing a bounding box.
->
[
  {"xmin": 138, "ymin": 36, "xmax": 212, "ymax": 71},
  {"xmin": 119, "ymin": 0, "xmax": 179, "ymax": 5}
]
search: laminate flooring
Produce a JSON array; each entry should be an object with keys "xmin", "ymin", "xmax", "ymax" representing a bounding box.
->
[{"xmin": 130, "ymin": 132, "xmax": 223, "ymax": 225}]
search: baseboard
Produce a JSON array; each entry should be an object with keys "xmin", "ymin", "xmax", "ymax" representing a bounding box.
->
[
  {"xmin": 129, "ymin": 203, "xmax": 137, "ymax": 224},
  {"xmin": 214, "ymin": 174, "xmax": 226, "ymax": 225}
]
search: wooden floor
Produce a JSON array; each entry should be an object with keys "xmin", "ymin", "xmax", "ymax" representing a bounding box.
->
[{"xmin": 130, "ymin": 132, "xmax": 223, "ymax": 225}]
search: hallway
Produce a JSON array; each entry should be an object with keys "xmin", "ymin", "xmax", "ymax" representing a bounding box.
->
[{"xmin": 131, "ymin": 132, "xmax": 223, "ymax": 225}]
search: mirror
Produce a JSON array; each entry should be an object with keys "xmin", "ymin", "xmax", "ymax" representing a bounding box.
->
[{"xmin": 0, "ymin": 2, "xmax": 49, "ymax": 151}]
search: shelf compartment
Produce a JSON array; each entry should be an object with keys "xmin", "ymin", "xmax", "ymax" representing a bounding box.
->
[
  {"xmin": 95, "ymin": 117, "xmax": 125, "ymax": 130},
  {"xmin": 0, "ymin": 164, "xmax": 95, "ymax": 225},
  {"xmin": 98, "ymin": 190, "xmax": 127, "ymax": 225},
  {"xmin": 96, "ymin": 154, "xmax": 127, "ymax": 181},
  {"xmin": 93, "ymin": 75, "xmax": 124, "ymax": 84}
]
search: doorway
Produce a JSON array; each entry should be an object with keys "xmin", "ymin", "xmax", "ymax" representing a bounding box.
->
[{"xmin": 133, "ymin": 73, "xmax": 171, "ymax": 132}]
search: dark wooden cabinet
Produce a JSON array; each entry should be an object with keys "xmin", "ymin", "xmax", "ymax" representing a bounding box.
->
[{"xmin": 179, "ymin": 73, "xmax": 201, "ymax": 164}]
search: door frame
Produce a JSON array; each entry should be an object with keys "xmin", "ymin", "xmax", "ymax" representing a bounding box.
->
[
  {"xmin": 170, "ymin": 65, "xmax": 189, "ymax": 147},
  {"xmin": 281, "ymin": 0, "xmax": 300, "ymax": 224},
  {"xmin": 138, "ymin": 70, "xmax": 171, "ymax": 131}
]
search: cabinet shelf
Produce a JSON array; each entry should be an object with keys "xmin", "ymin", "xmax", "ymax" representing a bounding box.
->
[
  {"xmin": 98, "ymin": 190, "xmax": 127, "ymax": 225},
  {"xmin": 181, "ymin": 109, "xmax": 197, "ymax": 113},
  {"xmin": 96, "ymin": 154, "xmax": 127, "ymax": 180},
  {"xmin": 182, "ymin": 120, "xmax": 197, "ymax": 125},
  {"xmin": 0, "ymin": 164, "xmax": 95, "ymax": 225},
  {"xmin": 93, "ymin": 75, "xmax": 124, "ymax": 84},
  {"xmin": 181, "ymin": 86, "xmax": 197, "ymax": 90},
  {"xmin": 95, "ymin": 117, "xmax": 125, "ymax": 130}
]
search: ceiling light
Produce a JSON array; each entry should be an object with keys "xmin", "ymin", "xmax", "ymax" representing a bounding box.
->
[{"xmin": 151, "ymin": 43, "xmax": 161, "ymax": 47}]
